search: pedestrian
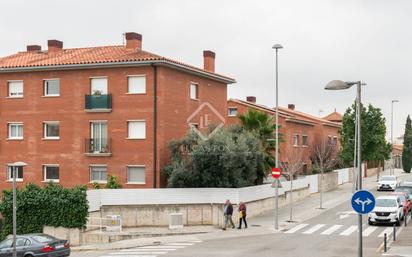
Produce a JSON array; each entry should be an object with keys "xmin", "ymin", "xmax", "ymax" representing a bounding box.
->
[
  {"xmin": 238, "ymin": 201, "xmax": 247, "ymax": 229},
  {"xmin": 222, "ymin": 200, "xmax": 235, "ymax": 230}
]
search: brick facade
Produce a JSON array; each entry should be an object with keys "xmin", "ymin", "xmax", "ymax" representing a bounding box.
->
[
  {"xmin": 0, "ymin": 33, "xmax": 234, "ymax": 189},
  {"xmin": 227, "ymin": 98, "xmax": 341, "ymax": 174}
]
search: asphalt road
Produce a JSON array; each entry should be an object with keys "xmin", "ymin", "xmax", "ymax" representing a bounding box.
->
[{"xmin": 71, "ymin": 173, "xmax": 411, "ymax": 257}]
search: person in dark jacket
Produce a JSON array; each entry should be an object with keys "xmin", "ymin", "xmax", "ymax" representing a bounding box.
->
[
  {"xmin": 223, "ymin": 200, "xmax": 235, "ymax": 230},
  {"xmin": 238, "ymin": 201, "xmax": 247, "ymax": 229}
]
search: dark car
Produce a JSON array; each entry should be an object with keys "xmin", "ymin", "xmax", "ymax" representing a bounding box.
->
[{"xmin": 0, "ymin": 234, "xmax": 70, "ymax": 257}]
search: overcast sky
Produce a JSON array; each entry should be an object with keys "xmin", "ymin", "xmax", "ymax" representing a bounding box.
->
[{"xmin": 1, "ymin": 0, "xmax": 411, "ymax": 141}]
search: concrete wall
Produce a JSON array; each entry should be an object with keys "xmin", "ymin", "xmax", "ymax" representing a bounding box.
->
[
  {"xmin": 319, "ymin": 171, "xmax": 339, "ymax": 192},
  {"xmin": 43, "ymin": 226, "xmax": 82, "ymax": 246},
  {"xmin": 93, "ymin": 186, "xmax": 310, "ymax": 228}
]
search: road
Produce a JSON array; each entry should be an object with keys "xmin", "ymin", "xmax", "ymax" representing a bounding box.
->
[{"xmin": 71, "ymin": 172, "xmax": 411, "ymax": 257}]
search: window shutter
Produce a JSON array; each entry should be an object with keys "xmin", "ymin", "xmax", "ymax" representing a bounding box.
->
[
  {"xmin": 128, "ymin": 76, "xmax": 146, "ymax": 93},
  {"xmin": 91, "ymin": 78, "xmax": 108, "ymax": 94},
  {"xmin": 128, "ymin": 121, "xmax": 146, "ymax": 139}
]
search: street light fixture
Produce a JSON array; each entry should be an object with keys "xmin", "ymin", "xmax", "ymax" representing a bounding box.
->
[
  {"xmin": 272, "ymin": 43, "xmax": 283, "ymax": 231},
  {"xmin": 9, "ymin": 161, "xmax": 27, "ymax": 257},
  {"xmin": 391, "ymin": 100, "xmax": 399, "ymax": 175},
  {"xmin": 325, "ymin": 80, "xmax": 365, "ymax": 257}
]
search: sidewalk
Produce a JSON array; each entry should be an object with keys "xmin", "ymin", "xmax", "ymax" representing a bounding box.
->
[
  {"xmin": 72, "ymin": 169, "xmax": 404, "ymax": 251},
  {"xmin": 382, "ymin": 214, "xmax": 412, "ymax": 257}
]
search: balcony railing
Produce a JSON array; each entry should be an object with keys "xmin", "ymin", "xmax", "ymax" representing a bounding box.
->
[
  {"xmin": 85, "ymin": 94, "xmax": 112, "ymax": 111},
  {"xmin": 85, "ymin": 138, "xmax": 112, "ymax": 156}
]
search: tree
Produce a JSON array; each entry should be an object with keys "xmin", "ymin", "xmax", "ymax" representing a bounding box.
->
[
  {"xmin": 238, "ymin": 108, "xmax": 283, "ymax": 182},
  {"xmin": 165, "ymin": 128, "xmax": 267, "ymax": 188},
  {"xmin": 340, "ymin": 103, "xmax": 391, "ymax": 173},
  {"xmin": 310, "ymin": 134, "xmax": 338, "ymax": 209},
  {"xmin": 402, "ymin": 115, "xmax": 412, "ymax": 173},
  {"xmin": 280, "ymin": 147, "xmax": 304, "ymax": 222}
]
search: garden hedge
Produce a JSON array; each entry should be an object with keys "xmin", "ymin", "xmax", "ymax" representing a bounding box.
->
[{"xmin": 0, "ymin": 183, "xmax": 88, "ymax": 241}]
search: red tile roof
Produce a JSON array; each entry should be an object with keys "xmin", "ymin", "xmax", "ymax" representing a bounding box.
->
[
  {"xmin": 0, "ymin": 45, "xmax": 235, "ymax": 83},
  {"xmin": 323, "ymin": 111, "xmax": 343, "ymax": 123}
]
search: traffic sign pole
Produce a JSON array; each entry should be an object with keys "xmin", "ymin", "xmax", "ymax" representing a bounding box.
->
[
  {"xmin": 357, "ymin": 82, "xmax": 362, "ymax": 257},
  {"xmin": 272, "ymin": 167, "xmax": 281, "ymax": 230}
]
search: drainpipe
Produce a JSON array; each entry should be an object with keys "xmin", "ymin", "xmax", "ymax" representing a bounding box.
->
[{"xmin": 152, "ymin": 64, "xmax": 158, "ymax": 188}]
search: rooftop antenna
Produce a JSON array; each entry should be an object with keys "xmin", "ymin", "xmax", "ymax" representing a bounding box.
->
[{"xmin": 122, "ymin": 33, "xmax": 125, "ymax": 45}]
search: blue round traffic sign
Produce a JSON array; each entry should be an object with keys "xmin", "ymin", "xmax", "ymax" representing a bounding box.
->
[{"xmin": 351, "ymin": 190, "xmax": 375, "ymax": 214}]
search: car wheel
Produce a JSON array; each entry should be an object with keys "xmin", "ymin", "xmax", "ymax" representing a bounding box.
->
[
  {"xmin": 368, "ymin": 220, "xmax": 373, "ymax": 225},
  {"xmin": 396, "ymin": 218, "xmax": 401, "ymax": 226}
]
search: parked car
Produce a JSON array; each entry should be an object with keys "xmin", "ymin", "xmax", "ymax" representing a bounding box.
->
[
  {"xmin": 395, "ymin": 185, "xmax": 412, "ymax": 199},
  {"xmin": 391, "ymin": 192, "xmax": 411, "ymax": 214},
  {"xmin": 0, "ymin": 234, "xmax": 70, "ymax": 257},
  {"xmin": 368, "ymin": 195, "xmax": 404, "ymax": 226},
  {"xmin": 377, "ymin": 175, "xmax": 398, "ymax": 191}
]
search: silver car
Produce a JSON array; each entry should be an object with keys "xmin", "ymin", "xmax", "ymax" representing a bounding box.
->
[{"xmin": 0, "ymin": 234, "xmax": 70, "ymax": 257}]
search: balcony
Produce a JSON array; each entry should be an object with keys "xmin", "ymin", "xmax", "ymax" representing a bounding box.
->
[
  {"xmin": 85, "ymin": 94, "xmax": 112, "ymax": 112},
  {"xmin": 85, "ymin": 138, "xmax": 112, "ymax": 157}
]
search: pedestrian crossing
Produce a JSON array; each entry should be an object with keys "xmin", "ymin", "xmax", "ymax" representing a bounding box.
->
[
  {"xmin": 284, "ymin": 223, "xmax": 394, "ymax": 238},
  {"xmin": 99, "ymin": 241, "xmax": 202, "ymax": 257}
]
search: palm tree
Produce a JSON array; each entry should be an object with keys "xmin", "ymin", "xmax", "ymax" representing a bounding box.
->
[{"xmin": 238, "ymin": 108, "xmax": 283, "ymax": 183}]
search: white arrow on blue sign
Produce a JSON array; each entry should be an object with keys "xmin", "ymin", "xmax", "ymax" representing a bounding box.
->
[{"xmin": 351, "ymin": 190, "xmax": 375, "ymax": 214}]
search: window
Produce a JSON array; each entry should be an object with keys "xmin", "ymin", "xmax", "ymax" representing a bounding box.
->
[
  {"xmin": 302, "ymin": 135, "xmax": 308, "ymax": 146},
  {"xmin": 228, "ymin": 107, "xmax": 238, "ymax": 117},
  {"xmin": 8, "ymin": 123, "xmax": 23, "ymax": 139},
  {"xmin": 90, "ymin": 166, "xmax": 107, "ymax": 182},
  {"xmin": 293, "ymin": 134, "xmax": 299, "ymax": 146},
  {"xmin": 7, "ymin": 166, "xmax": 23, "ymax": 181},
  {"xmin": 128, "ymin": 76, "xmax": 146, "ymax": 94},
  {"xmin": 44, "ymin": 79, "xmax": 60, "ymax": 96},
  {"xmin": 190, "ymin": 83, "xmax": 198, "ymax": 100},
  {"xmin": 332, "ymin": 136, "xmax": 338, "ymax": 146},
  {"xmin": 0, "ymin": 239, "xmax": 13, "ymax": 248},
  {"xmin": 43, "ymin": 165, "xmax": 59, "ymax": 182},
  {"xmin": 8, "ymin": 81, "xmax": 23, "ymax": 97},
  {"xmin": 327, "ymin": 136, "xmax": 332, "ymax": 145},
  {"xmin": 128, "ymin": 121, "xmax": 146, "ymax": 139},
  {"xmin": 91, "ymin": 77, "xmax": 108, "ymax": 94},
  {"xmin": 127, "ymin": 166, "xmax": 145, "ymax": 184},
  {"xmin": 44, "ymin": 122, "xmax": 60, "ymax": 139}
]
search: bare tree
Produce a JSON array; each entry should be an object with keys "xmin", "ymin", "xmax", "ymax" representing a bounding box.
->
[
  {"xmin": 310, "ymin": 134, "xmax": 338, "ymax": 209},
  {"xmin": 281, "ymin": 147, "xmax": 305, "ymax": 222}
]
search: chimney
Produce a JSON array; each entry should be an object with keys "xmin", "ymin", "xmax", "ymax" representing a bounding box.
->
[
  {"xmin": 27, "ymin": 45, "xmax": 41, "ymax": 52},
  {"xmin": 125, "ymin": 32, "xmax": 142, "ymax": 50},
  {"xmin": 246, "ymin": 96, "xmax": 256, "ymax": 103},
  {"xmin": 203, "ymin": 50, "xmax": 215, "ymax": 72},
  {"xmin": 48, "ymin": 40, "xmax": 63, "ymax": 53},
  {"xmin": 288, "ymin": 104, "xmax": 295, "ymax": 110}
]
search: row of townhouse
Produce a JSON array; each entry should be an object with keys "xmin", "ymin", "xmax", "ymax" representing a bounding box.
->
[
  {"xmin": 0, "ymin": 32, "xmax": 341, "ymax": 189},
  {"xmin": 0, "ymin": 32, "xmax": 235, "ymax": 189},
  {"xmin": 226, "ymin": 97, "xmax": 342, "ymax": 174}
]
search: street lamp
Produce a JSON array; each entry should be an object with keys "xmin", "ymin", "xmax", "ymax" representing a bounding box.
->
[
  {"xmin": 391, "ymin": 100, "xmax": 399, "ymax": 175},
  {"xmin": 272, "ymin": 43, "xmax": 283, "ymax": 231},
  {"xmin": 325, "ymin": 80, "xmax": 364, "ymax": 257},
  {"xmin": 9, "ymin": 161, "xmax": 27, "ymax": 257}
]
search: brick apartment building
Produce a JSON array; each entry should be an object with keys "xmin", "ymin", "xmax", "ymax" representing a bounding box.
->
[
  {"xmin": 0, "ymin": 32, "xmax": 235, "ymax": 189},
  {"xmin": 227, "ymin": 97, "xmax": 342, "ymax": 174}
]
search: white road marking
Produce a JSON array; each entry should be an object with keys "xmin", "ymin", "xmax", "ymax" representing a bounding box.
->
[
  {"xmin": 378, "ymin": 227, "xmax": 393, "ymax": 237},
  {"xmin": 101, "ymin": 255, "xmax": 157, "ymax": 257},
  {"xmin": 140, "ymin": 246, "xmax": 186, "ymax": 249},
  {"xmin": 285, "ymin": 223, "xmax": 309, "ymax": 234},
  {"xmin": 320, "ymin": 225, "xmax": 343, "ymax": 235},
  {"xmin": 120, "ymin": 248, "xmax": 177, "ymax": 252},
  {"xmin": 302, "ymin": 224, "xmax": 326, "ymax": 234},
  {"xmin": 164, "ymin": 243, "xmax": 194, "ymax": 246},
  {"xmin": 111, "ymin": 252, "xmax": 167, "ymax": 254},
  {"xmin": 340, "ymin": 225, "xmax": 358, "ymax": 236},
  {"xmin": 363, "ymin": 226, "xmax": 378, "ymax": 237}
]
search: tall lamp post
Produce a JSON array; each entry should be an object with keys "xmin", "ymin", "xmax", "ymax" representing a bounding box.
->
[
  {"xmin": 325, "ymin": 80, "xmax": 365, "ymax": 257},
  {"xmin": 272, "ymin": 43, "xmax": 283, "ymax": 230},
  {"xmin": 391, "ymin": 100, "xmax": 399, "ymax": 175},
  {"xmin": 9, "ymin": 161, "xmax": 27, "ymax": 257}
]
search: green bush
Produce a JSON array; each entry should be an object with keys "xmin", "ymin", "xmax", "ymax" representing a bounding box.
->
[
  {"xmin": 105, "ymin": 175, "xmax": 122, "ymax": 189},
  {"xmin": 0, "ymin": 183, "xmax": 88, "ymax": 241}
]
